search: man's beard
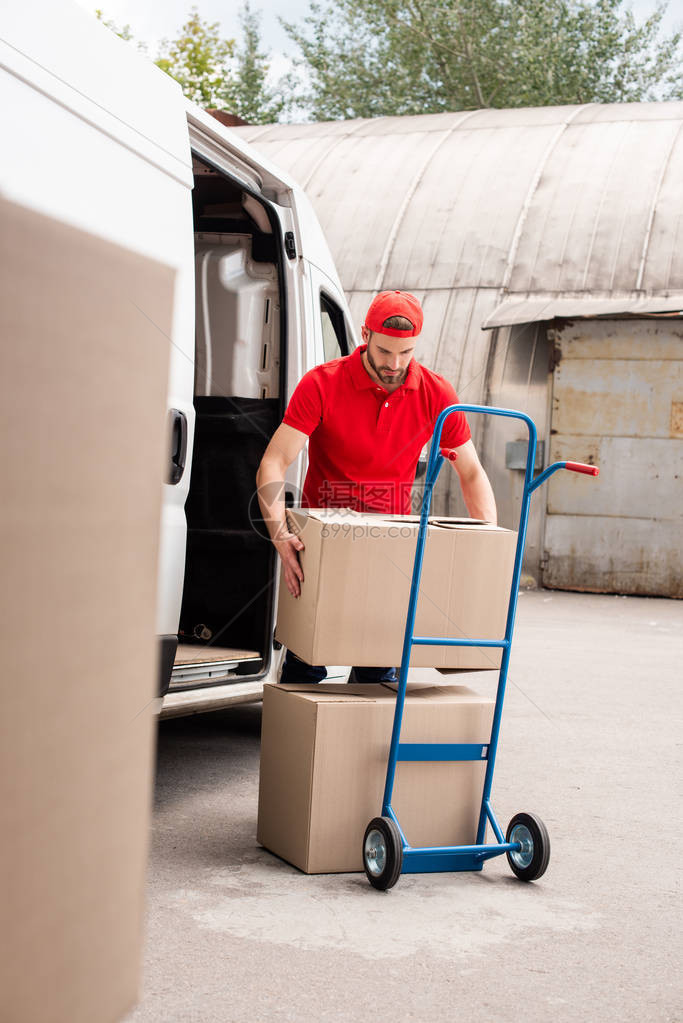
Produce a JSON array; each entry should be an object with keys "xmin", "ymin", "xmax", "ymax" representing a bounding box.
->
[{"xmin": 366, "ymin": 345, "xmax": 407, "ymax": 386}]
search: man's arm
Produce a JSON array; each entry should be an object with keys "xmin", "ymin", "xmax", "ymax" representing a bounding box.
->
[
  {"xmin": 256, "ymin": 423, "xmax": 309, "ymax": 597},
  {"xmin": 450, "ymin": 439, "xmax": 497, "ymax": 524}
]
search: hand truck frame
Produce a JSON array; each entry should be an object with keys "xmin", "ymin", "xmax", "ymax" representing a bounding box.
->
[{"xmin": 362, "ymin": 404, "xmax": 599, "ymax": 890}]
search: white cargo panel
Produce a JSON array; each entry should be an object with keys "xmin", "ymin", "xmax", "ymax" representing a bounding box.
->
[{"xmin": 194, "ymin": 235, "xmax": 280, "ymax": 399}]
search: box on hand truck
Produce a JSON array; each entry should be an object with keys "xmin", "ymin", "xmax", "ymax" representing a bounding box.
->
[{"xmin": 362, "ymin": 404, "xmax": 599, "ymax": 891}]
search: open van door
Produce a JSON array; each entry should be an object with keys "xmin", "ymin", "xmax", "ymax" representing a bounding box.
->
[{"xmin": 160, "ymin": 109, "xmax": 313, "ymax": 711}]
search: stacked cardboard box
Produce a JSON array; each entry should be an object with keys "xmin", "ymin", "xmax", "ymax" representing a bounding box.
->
[
  {"xmin": 257, "ymin": 682, "xmax": 495, "ymax": 873},
  {"xmin": 275, "ymin": 509, "xmax": 517, "ymax": 669}
]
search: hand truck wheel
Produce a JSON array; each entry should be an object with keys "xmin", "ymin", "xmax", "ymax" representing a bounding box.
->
[
  {"xmin": 505, "ymin": 811, "xmax": 550, "ymax": 881},
  {"xmin": 363, "ymin": 817, "xmax": 403, "ymax": 890}
]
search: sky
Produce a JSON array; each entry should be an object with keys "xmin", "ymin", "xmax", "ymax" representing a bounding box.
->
[
  {"xmin": 74, "ymin": 0, "xmax": 682, "ymax": 101},
  {"xmin": 75, "ymin": 0, "xmax": 312, "ymax": 78}
]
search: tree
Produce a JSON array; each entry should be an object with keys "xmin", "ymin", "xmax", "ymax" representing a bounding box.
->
[
  {"xmin": 155, "ymin": 7, "xmax": 236, "ymax": 108},
  {"xmin": 95, "ymin": 8, "xmax": 138, "ymax": 45},
  {"xmin": 232, "ymin": 2, "xmax": 286, "ymax": 123},
  {"xmin": 97, "ymin": 4, "xmax": 284, "ymax": 123},
  {"xmin": 281, "ymin": 0, "xmax": 683, "ymax": 120}
]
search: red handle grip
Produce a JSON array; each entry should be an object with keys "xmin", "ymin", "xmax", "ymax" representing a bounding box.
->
[
  {"xmin": 565, "ymin": 461, "xmax": 599, "ymax": 476},
  {"xmin": 440, "ymin": 448, "xmax": 458, "ymax": 462}
]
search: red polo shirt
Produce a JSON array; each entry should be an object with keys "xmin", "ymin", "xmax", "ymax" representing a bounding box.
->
[{"xmin": 282, "ymin": 345, "xmax": 471, "ymax": 514}]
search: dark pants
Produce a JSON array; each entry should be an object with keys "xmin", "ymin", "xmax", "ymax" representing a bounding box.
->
[{"xmin": 280, "ymin": 649, "xmax": 397, "ymax": 685}]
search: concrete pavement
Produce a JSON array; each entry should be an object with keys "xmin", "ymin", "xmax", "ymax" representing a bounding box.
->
[{"xmin": 125, "ymin": 590, "xmax": 682, "ymax": 1023}]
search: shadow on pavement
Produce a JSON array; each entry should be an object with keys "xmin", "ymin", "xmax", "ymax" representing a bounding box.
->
[{"xmin": 152, "ymin": 702, "xmax": 263, "ymax": 813}]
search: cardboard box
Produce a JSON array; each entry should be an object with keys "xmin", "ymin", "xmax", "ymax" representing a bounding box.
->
[
  {"xmin": 275, "ymin": 509, "xmax": 517, "ymax": 669},
  {"xmin": 257, "ymin": 682, "xmax": 494, "ymax": 873}
]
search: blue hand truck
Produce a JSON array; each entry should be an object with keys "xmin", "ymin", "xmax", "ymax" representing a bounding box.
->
[{"xmin": 362, "ymin": 404, "xmax": 599, "ymax": 890}]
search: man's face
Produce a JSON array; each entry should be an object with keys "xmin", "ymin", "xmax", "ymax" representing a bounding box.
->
[{"xmin": 361, "ymin": 327, "xmax": 416, "ymax": 388}]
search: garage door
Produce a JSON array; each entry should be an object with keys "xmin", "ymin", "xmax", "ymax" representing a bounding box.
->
[{"xmin": 543, "ymin": 318, "xmax": 683, "ymax": 597}]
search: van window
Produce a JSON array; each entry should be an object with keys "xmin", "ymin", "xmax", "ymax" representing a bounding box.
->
[{"xmin": 320, "ymin": 293, "xmax": 348, "ymax": 361}]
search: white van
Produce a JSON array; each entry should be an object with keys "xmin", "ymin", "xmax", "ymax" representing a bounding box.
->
[{"xmin": 1, "ymin": 2, "xmax": 355, "ymax": 717}]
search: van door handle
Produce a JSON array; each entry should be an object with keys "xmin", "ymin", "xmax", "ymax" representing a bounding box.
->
[{"xmin": 168, "ymin": 409, "xmax": 187, "ymax": 484}]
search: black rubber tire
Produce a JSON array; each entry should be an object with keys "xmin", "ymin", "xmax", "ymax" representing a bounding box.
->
[
  {"xmin": 505, "ymin": 811, "xmax": 551, "ymax": 881},
  {"xmin": 363, "ymin": 817, "xmax": 403, "ymax": 891}
]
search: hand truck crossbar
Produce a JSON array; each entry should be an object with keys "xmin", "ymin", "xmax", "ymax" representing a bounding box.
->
[
  {"xmin": 411, "ymin": 637, "xmax": 509, "ymax": 647},
  {"xmin": 397, "ymin": 742, "xmax": 489, "ymax": 761}
]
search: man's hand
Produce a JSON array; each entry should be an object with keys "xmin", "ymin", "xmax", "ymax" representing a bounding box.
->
[
  {"xmin": 274, "ymin": 529, "xmax": 305, "ymax": 598},
  {"xmin": 255, "ymin": 423, "xmax": 310, "ymax": 597}
]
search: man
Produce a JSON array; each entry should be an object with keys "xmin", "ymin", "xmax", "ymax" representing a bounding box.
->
[{"xmin": 256, "ymin": 290, "xmax": 496, "ymax": 683}]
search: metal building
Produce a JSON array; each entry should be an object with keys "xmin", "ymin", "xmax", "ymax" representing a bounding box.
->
[{"xmin": 237, "ymin": 104, "xmax": 683, "ymax": 596}]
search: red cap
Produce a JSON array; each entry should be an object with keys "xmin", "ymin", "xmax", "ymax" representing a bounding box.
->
[{"xmin": 364, "ymin": 291, "xmax": 423, "ymax": 337}]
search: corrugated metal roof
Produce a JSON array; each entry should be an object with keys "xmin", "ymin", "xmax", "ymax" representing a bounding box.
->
[
  {"xmin": 236, "ymin": 102, "xmax": 683, "ymax": 397},
  {"xmin": 484, "ymin": 293, "xmax": 683, "ymax": 328}
]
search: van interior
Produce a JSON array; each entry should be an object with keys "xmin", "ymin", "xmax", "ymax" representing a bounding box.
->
[{"xmin": 170, "ymin": 154, "xmax": 283, "ymax": 689}]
